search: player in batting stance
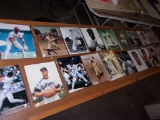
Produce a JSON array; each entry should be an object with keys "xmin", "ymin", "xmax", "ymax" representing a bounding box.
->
[
  {"xmin": 0, "ymin": 72, "xmax": 25, "ymax": 113},
  {"xmin": 4, "ymin": 27, "xmax": 28, "ymax": 59},
  {"xmin": 34, "ymin": 67, "xmax": 61, "ymax": 105}
]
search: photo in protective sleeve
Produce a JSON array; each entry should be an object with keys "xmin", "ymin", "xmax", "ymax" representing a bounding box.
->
[
  {"xmin": 127, "ymin": 49, "xmax": 148, "ymax": 72},
  {"xmin": 99, "ymin": 51, "xmax": 126, "ymax": 81},
  {"xmin": 138, "ymin": 48, "xmax": 155, "ymax": 68},
  {"xmin": 34, "ymin": 26, "xmax": 68, "ymax": 57},
  {"xmin": 0, "ymin": 65, "xmax": 29, "ymax": 116},
  {"xmin": 125, "ymin": 31, "xmax": 143, "ymax": 49},
  {"xmin": 81, "ymin": 53, "xmax": 110, "ymax": 85},
  {"xmin": 136, "ymin": 31, "xmax": 151, "ymax": 46},
  {"xmin": 97, "ymin": 29, "xmax": 119, "ymax": 50},
  {"xmin": 57, "ymin": 56, "xmax": 92, "ymax": 93},
  {"xmin": 112, "ymin": 29, "xmax": 134, "ymax": 50},
  {"xmin": 60, "ymin": 27, "xmax": 89, "ymax": 54},
  {"xmin": 80, "ymin": 28, "xmax": 106, "ymax": 52},
  {"xmin": 144, "ymin": 29, "xmax": 159, "ymax": 44},
  {"xmin": 115, "ymin": 51, "xmax": 138, "ymax": 75},
  {"xmin": 0, "ymin": 23, "xmax": 37, "ymax": 59},
  {"xmin": 24, "ymin": 61, "xmax": 66, "ymax": 107},
  {"xmin": 146, "ymin": 46, "xmax": 160, "ymax": 66}
]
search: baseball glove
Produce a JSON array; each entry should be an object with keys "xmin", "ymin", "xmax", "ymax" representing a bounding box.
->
[
  {"xmin": 24, "ymin": 45, "xmax": 28, "ymax": 51},
  {"xmin": 44, "ymin": 87, "xmax": 56, "ymax": 98}
]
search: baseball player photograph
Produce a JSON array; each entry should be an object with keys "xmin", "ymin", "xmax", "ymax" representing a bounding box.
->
[
  {"xmin": 99, "ymin": 51, "xmax": 126, "ymax": 81},
  {"xmin": 112, "ymin": 29, "xmax": 134, "ymax": 50},
  {"xmin": 0, "ymin": 23, "xmax": 37, "ymax": 59},
  {"xmin": 115, "ymin": 51, "xmax": 138, "ymax": 75},
  {"xmin": 97, "ymin": 29, "xmax": 119, "ymax": 50},
  {"xmin": 128, "ymin": 50, "xmax": 148, "ymax": 72},
  {"xmin": 138, "ymin": 48, "xmax": 155, "ymax": 68},
  {"xmin": 24, "ymin": 62, "xmax": 66, "ymax": 107},
  {"xmin": 125, "ymin": 31, "xmax": 143, "ymax": 49},
  {"xmin": 58, "ymin": 56, "xmax": 92, "ymax": 93},
  {"xmin": 136, "ymin": 31, "xmax": 151, "ymax": 46},
  {"xmin": 60, "ymin": 27, "xmax": 89, "ymax": 54},
  {"xmin": 81, "ymin": 53, "xmax": 110, "ymax": 85},
  {"xmin": 80, "ymin": 28, "xmax": 106, "ymax": 52},
  {"xmin": 0, "ymin": 65, "xmax": 29, "ymax": 116},
  {"xmin": 34, "ymin": 26, "xmax": 68, "ymax": 57}
]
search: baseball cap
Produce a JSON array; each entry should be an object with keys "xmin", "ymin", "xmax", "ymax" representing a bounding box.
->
[
  {"xmin": 14, "ymin": 27, "xmax": 19, "ymax": 30},
  {"xmin": 40, "ymin": 67, "xmax": 47, "ymax": 71}
]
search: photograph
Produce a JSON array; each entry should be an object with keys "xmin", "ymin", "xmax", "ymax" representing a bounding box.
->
[
  {"xmin": 136, "ymin": 31, "xmax": 151, "ymax": 46},
  {"xmin": 0, "ymin": 23, "xmax": 37, "ymax": 59},
  {"xmin": 112, "ymin": 29, "xmax": 133, "ymax": 50},
  {"xmin": 24, "ymin": 61, "xmax": 66, "ymax": 107},
  {"xmin": 81, "ymin": 53, "xmax": 110, "ymax": 85},
  {"xmin": 34, "ymin": 26, "xmax": 68, "ymax": 57},
  {"xmin": 138, "ymin": 48, "xmax": 155, "ymax": 68},
  {"xmin": 57, "ymin": 56, "xmax": 92, "ymax": 93},
  {"xmin": 125, "ymin": 31, "xmax": 143, "ymax": 48},
  {"xmin": 115, "ymin": 51, "xmax": 138, "ymax": 75},
  {"xmin": 97, "ymin": 29, "xmax": 119, "ymax": 50},
  {"xmin": 99, "ymin": 51, "xmax": 126, "ymax": 81},
  {"xmin": 144, "ymin": 29, "xmax": 159, "ymax": 44},
  {"xmin": 80, "ymin": 28, "xmax": 106, "ymax": 52},
  {"xmin": 128, "ymin": 49, "xmax": 148, "ymax": 72},
  {"xmin": 60, "ymin": 27, "xmax": 89, "ymax": 54},
  {"xmin": 146, "ymin": 46, "xmax": 160, "ymax": 66},
  {"xmin": 0, "ymin": 65, "xmax": 29, "ymax": 117}
]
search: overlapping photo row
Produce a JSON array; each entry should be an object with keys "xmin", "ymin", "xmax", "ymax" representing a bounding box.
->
[{"xmin": 0, "ymin": 65, "xmax": 29, "ymax": 116}]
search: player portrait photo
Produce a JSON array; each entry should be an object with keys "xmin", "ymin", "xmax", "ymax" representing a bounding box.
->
[
  {"xmin": 80, "ymin": 28, "xmax": 106, "ymax": 52},
  {"xmin": 112, "ymin": 29, "xmax": 133, "ymax": 50},
  {"xmin": 136, "ymin": 31, "xmax": 151, "ymax": 46},
  {"xmin": 60, "ymin": 27, "xmax": 89, "ymax": 54},
  {"xmin": 98, "ymin": 29, "xmax": 119, "ymax": 50},
  {"xmin": 0, "ymin": 23, "xmax": 37, "ymax": 59},
  {"xmin": 125, "ymin": 31, "xmax": 143, "ymax": 48},
  {"xmin": 115, "ymin": 51, "xmax": 138, "ymax": 75},
  {"xmin": 138, "ymin": 48, "xmax": 155, "ymax": 68},
  {"xmin": 81, "ymin": 53, "xmax": 110, "ymax": 85},
  {"xmin": 0, "ymin": 65, "xmax": 29, "ymax": 117},
  {"xmin": 24, "ymin": 62, "xmax": 66, "ymax": 107},
  {"xmin": 99, "ymin": 51, "xmax": 126, "ymax": 81},
  {"xmin": 128, "ymin": 49, "xmax": 148, "ymax": 72},
  {"xmin": 34, "ymin": 26, "xmax": 68, "ymax": 57},
  {"xmin": 57, "ymin": 56, "xmax": 92, "ymax": 93},
  {"xmin": 146, "ymin": 46, "xmax": 160, "ymax": 66}
]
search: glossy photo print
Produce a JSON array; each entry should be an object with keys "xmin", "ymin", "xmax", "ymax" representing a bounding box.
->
[
  {"xmin": 57, "ymin": 56, "xmax": 92, "ymax": 93},
  {"xmin": 0, "ymin": 23, "xmax": 37, "ymax": 59},
  {"xmin": 81, "ymin": 53, "xmax": 110, "ymax": 85},
  {"xmin": 98, "ymin": 29, "xmax": 119, "ymax": 50},
  {"xmin": 34, "ymin": 26, "xmax": 68, "ymax": 57},
  {"xmin": 125, "ymin": 31, "xmax": 143, "ymax": 49},
  {"xmin": 60, "ymin": 27, "xmax": 89, "ymax": 54},
  {"xmin": 24, "ymin": 61, "xmax": 66, "ymax": 107},
  {"xmin": 80, "ymin": 28, "xmax": 106, "ymax": 52},
  {"xmin": 128, "ymin": 49, "xmax": 148, "ymax": 72},
  {"xmin": 115, "ymin": 51, "xmax": 138, "ymax": 75},
  {"xmin": 99, "ymin": 51, "xmax": 126, "ymax": 81},
  {"xmin": 138, "ymin": 48, "xmax": 155, "ymax": 68},
  {"xmin": 112, "ymin": 29, "xmax": 133, "ymax": 50},
  {"xmin": 0, "ymin": 65, "xmax": 29, "ymax": 117},
  {"xmin": 136, "ymin": 31, "xmax": 151, "ymax": 46}
]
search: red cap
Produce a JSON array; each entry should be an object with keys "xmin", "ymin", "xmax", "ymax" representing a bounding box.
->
[{"xmin": 14, "ymin": 27, "xmax": 19, "ymax": 30}]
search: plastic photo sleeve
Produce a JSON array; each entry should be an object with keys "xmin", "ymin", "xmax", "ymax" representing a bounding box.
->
[
  {"xmin": 33, "ymin": 26, "xmax": 68, "ymax": 57},
  {"xmin": 24, "ymin": 61, "xmax": 66, "ymax": 107},
  {"xmin": 0, "ymin": 65, "xmax": 29, "ymax": 117},
  {"xmin": 0, "ymin": 23, "xmax": 37, "ymax": 59}
]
